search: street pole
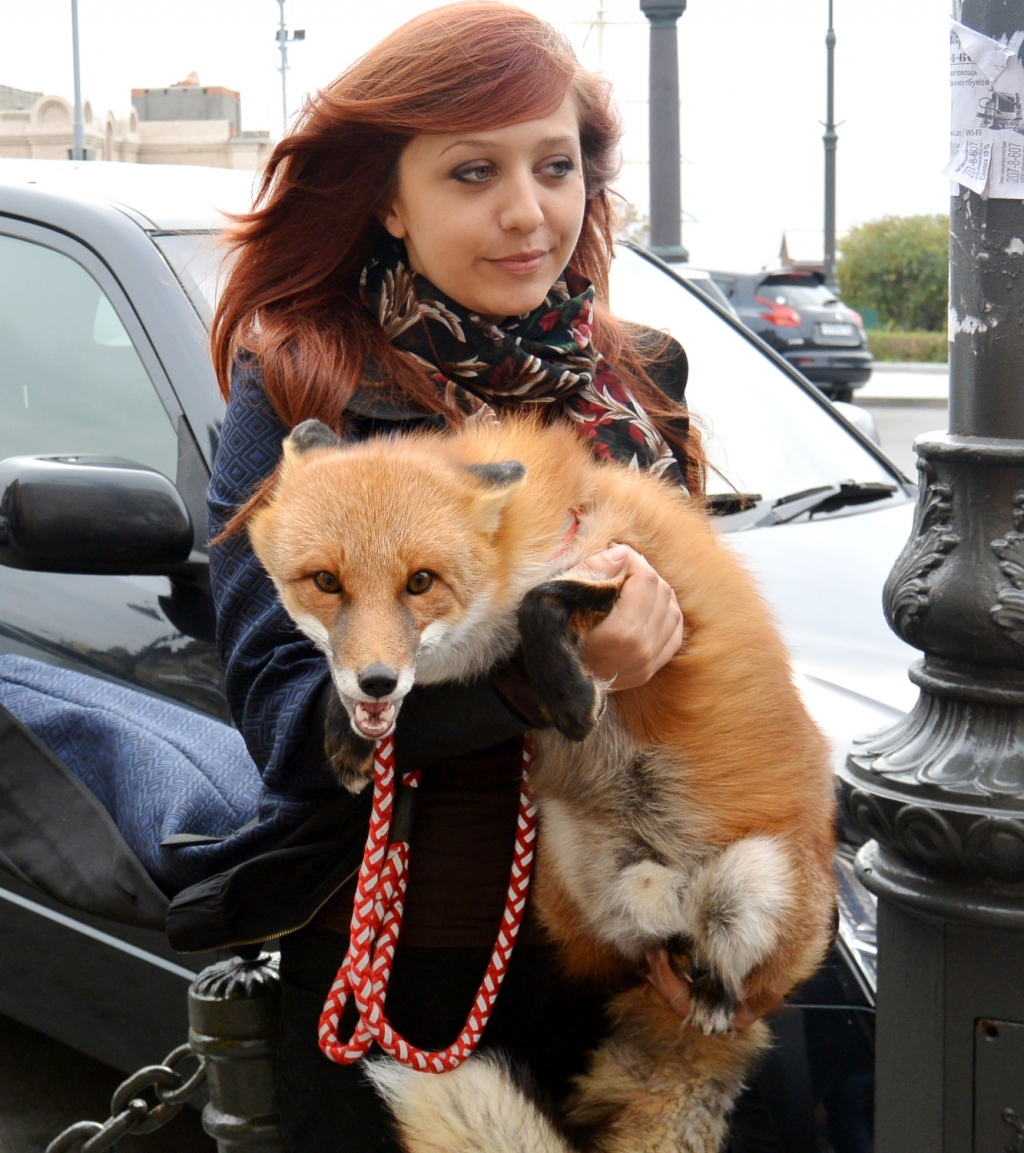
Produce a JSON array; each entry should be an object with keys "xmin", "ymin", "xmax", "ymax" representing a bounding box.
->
[
  {"xmin": 837, "ymin": 1, "xmax": 1024, "ymax": 1148},
  {"xmin": 277, "ymin": 0, "xmax": 289, "ymax": 140},
  {"xmin": 823, "ymin": 0, "xmax": 838, "ymax": 291},
  {"xmin": 639, "ymin": 0, "xmax": 688, "ymax": 263},
  {"xmin": 70, "ymin": 0, "xmax": 85, "ymax": 161},
  {"xmin": 275, "ymin": 0, "xmax": 305, "ymax": 140}
]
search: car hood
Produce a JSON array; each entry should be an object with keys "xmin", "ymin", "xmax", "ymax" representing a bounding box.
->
[{"xmin": 724, "ymin": 500, "xmax": 919, "ymax": 764}]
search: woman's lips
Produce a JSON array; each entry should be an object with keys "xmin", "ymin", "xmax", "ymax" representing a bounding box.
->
[{"xmin": 488, "ymin": 250, "xmax": 548, "ymax": 275}]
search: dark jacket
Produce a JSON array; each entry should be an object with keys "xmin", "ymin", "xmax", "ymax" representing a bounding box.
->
[{"xmin": 165, "ymin": 341, "xmax": 689, "ymax": 951}]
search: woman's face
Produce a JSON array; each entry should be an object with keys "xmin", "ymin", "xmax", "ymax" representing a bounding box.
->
[{"xmin": 383, "ymin": 93, "xmax": 587, "ymax": 320}]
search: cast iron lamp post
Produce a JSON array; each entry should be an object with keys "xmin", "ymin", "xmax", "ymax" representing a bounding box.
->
[
  {"xmin": 836, "ymin": 1, "xmax": 1024, "ymax": 1147},
  {"xmin": 639, "ymin": 0, "xmax": 689, "ymax": 262}
]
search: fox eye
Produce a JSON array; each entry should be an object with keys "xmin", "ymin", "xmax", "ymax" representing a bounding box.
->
[
  {"xmin": 406, "ymin": 570, "xmax": 435, "ymax": 595},
  {"xmin": 312, "ymin": 571, "xmax": 342, "ymax": 594}
]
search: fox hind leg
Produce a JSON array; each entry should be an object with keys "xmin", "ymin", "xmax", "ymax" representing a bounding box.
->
[
  {"xmin": 517, "ymin": 577, "xmax": 621, "ymax": 741},
  {"xmin": 682, "ymin": 837, "xmax": 795, "ymax": 1035}
]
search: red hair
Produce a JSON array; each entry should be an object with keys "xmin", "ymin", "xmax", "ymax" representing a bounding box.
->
[{"xmin": 211, "ymin": 1, "xmax": 704, "ymax": 495}]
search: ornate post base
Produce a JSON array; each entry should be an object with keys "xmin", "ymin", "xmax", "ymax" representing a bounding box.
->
[
  {"xmin": 188, "ymin": 952, "xmax": 283, "ymax": 1153},
  {"xmin": 838, "ymin": 432, "xmax": 1024, "ymax": 1151}
]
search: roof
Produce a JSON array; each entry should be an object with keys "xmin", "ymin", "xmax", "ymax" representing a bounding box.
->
[
  {"xmin": 779, "ymin": 229, "xmax": 825, "ymax": 270},
  {"xmin": 0, "ymin": 158, "xmax": 257, "ymax": 230}
]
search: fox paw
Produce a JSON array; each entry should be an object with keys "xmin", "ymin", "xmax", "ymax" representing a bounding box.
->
[
  {"xmin": 686, "ymin": 964, "xmax": 739, "ymax": 1035},
  {"xmin": 518, "ymin": 578, "xmax": 619, "ymax": 742}
]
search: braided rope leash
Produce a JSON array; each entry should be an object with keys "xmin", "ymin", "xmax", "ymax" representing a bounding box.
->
[{"xmin": 318, "ymin": 735, "xmax": 537, "ymax": 1072}]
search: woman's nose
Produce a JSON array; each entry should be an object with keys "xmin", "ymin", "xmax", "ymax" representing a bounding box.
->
[{"xmin": 497, "ymin": 170, "xmax": 545, "ymax": 234}]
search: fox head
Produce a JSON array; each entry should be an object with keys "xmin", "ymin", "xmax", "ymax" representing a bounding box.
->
[{"xmin": 247, "ymin": 420, "xmax": 527, "ymax": 742}]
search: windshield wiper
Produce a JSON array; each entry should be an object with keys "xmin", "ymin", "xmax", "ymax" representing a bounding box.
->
[
  {"xmin": 707, "ymin": 492, "xmax": 763, "ymax": 516},
  {"xmin": 706, "ymin": 481, "xmax": 898, "ymax": 527},
  {"xmin": 756, "ymin": 481, "xmax": 898, "ymax": 526}
]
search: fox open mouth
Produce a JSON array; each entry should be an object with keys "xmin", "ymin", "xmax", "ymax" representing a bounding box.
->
[{"xmin": 351, "ymin": 700, "xmax": 397, "ymax": 740}]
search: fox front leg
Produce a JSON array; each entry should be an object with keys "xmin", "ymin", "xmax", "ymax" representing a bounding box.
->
[{"xmin": 517, "ymin": 578, "xmax": 621, "ymax": 741}]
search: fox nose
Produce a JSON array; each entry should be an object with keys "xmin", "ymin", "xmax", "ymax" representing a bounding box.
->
[{"xmin": 358, "ymin": 664, "xmax": 399, "ymax": 699}]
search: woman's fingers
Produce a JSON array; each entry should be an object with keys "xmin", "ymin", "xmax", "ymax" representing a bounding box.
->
[
  {"xmin": 644, "ymin": 948, "xmax": 781, "ymax": 1029},
  {"xmin": 561, "ymin": 543, "xmax": 630, "ymax": 582},
  {"xmin": 645, "ymin": 948, "xmax": 692, "ymax": 1018},
  {"xmin": 566, "ymin": 544, "xmax": 683, "ymax": 691}
]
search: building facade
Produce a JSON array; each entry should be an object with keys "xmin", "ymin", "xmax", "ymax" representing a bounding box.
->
[{"xmin": 0, "ymin": 76, "xmax": 270, "ymax": 171}]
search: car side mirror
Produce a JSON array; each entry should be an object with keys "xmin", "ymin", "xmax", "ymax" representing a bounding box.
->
[{"xmin": 0, "ymin": 455, "xmax": 193, "ymax": 575}]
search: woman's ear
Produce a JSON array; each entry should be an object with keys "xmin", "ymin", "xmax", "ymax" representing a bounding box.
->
[{"xmin": 382, "ymin": 201, "xmax": 408, "ymax": 240}]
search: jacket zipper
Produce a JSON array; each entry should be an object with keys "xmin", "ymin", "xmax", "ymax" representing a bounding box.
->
[{"xmin": 187, "ymin": 861, "xmax": 361, "ymax": 954}]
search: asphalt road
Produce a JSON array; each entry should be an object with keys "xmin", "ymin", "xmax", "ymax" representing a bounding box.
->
[
  {"xmin": 858, "ymin": 401, "xmax": 948, "ymax": 478},
  {"xmin": 0, "ymin": 1013, "xmax": 213, "ymax": 1153}
]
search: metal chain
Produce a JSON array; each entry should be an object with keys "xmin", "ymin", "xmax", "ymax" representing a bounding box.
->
[{"xmin": 46, "ymin": 1044, "xmax": 206, "ymax": 1153}]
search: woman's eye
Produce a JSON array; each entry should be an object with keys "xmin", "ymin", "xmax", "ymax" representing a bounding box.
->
[
  {"xmin": 541, "ymin": 158, "xmax": 574, "ymax": 178},
  {"xmin": 406, "ymin": 570, "xmax": 435, "ymax": 595},
  {"xmin": 312, "ymin": 571, "xmax": 342, "ymax": 594},
  {"xmin": 454, "ymin": 163, "xmax": 494, "ymax": 184}
]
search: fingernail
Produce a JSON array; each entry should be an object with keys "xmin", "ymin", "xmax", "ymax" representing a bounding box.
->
[{"xmin": 604, "ymin": 544, "xmax": 628, "ymax": 562}]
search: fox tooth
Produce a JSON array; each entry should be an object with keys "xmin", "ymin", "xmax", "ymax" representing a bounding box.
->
[{"xmin": 354, "ymin": 702, "xmax": 396, "ymax": 738}]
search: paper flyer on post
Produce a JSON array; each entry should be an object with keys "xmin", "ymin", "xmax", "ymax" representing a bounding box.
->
[{"xmin": 944, "ymin": 20, "xmax": 1024, "ymax": 199}]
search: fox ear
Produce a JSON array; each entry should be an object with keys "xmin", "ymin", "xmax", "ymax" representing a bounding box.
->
[
  {"xmin": 465, "ymin": 461, "xmax": 526, "ymax": 537},
  {"xmin": 283, "ymin": 420, "xmax": 343, "ymax": 467}
]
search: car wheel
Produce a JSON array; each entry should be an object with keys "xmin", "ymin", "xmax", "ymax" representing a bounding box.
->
[{"xmin": 829, "ymin": 386, "xmax": 854, "ymax": 404}]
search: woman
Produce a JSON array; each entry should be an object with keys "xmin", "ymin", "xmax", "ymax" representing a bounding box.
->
[{"xmin": 208, "ymin": 5, "xmax": 704, "ymax": 1149}]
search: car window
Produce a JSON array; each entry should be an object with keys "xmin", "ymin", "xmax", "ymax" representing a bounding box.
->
[
  {"xmin": 609, "ymin": 246, "xmax": 900, "ymax": 518},
  {"xmin": 152, "ymin": 231, "xmax": 226, "ymax": 327},
  {"xmin": 0, "ymin": 233, "xmax": 178, "ymax": 479},
  {"xmin": 756, "ymin": 279, "xmax": 840, "ymax": 308},
  {"xmin": 709, "ymin": 274, "xmax": 737, "ymax": 299},
  {"xmin": 674, "ymin": 271, "xmax": 735, "ymax": 314}
]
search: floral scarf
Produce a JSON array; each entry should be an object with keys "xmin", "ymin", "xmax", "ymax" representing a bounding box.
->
[{"xmin": 359, "ymin": 240, "xmax": 684, "ymax": 487}]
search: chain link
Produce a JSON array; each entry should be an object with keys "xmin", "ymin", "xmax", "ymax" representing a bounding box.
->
[{"xmin": 46, "ymin": 1044, "xmax": 206, "ymax": 1153}]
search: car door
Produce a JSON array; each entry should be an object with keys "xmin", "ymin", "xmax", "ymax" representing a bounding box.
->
[{"xmin": 0, "ymin": 218, "xmax": 228, "ymax": 721}]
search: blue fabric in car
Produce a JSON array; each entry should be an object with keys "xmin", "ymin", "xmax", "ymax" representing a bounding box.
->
[{"xmin": 0, "ymin": 653, "xmax": 315, "ymax": 894}]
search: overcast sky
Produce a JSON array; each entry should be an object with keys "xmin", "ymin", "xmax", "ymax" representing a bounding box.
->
[{"xmin": 1, "ymin": 0, "xmax": 949, "ymax": 269}]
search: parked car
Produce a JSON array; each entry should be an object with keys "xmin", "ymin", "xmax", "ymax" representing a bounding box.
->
[
  {"xmin": 0, "ymin": 159, "xmax": 923, "ymax": 1150},
  {"xmin": 709, "ymin": 269, "xmax": 873, "ymax": 403}
]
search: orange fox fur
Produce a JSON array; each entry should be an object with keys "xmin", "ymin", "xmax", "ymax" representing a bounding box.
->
[{"xmin": 246, "ymin": 415, "xmax": 836, "ymax": 1153}]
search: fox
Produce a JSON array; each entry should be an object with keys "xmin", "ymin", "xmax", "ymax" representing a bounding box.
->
[{"xmin": 240, "ymin": 414, "xmax": 837, "ymax": 1153}]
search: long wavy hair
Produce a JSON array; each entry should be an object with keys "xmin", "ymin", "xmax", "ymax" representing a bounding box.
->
[{"xmin": 211, "ymin": 1, "xmax": 704, "ymax": 495}]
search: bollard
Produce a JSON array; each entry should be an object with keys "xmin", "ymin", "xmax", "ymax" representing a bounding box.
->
[{"xmin": 188, "ymin": 951, "xmax": 284, "ymax": 1152}]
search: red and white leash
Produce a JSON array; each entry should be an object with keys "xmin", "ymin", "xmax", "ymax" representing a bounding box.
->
[{"xmin": 318, "ymin": 735, "xmax": 537, "ymax": 1072}]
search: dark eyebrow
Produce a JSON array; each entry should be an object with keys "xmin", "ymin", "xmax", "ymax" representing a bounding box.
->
[{"xmin": 439, "ymin": 134, "xmax": 577, "ymax": 157}]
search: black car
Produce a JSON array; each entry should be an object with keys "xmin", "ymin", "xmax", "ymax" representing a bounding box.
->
[
  {"xmin": 709, "ymin": 270, "xmax": 873, "ymax": 403},
  {"xmin": 0, "ymin": 159, "xmax": 919, "ymax": 1152}
]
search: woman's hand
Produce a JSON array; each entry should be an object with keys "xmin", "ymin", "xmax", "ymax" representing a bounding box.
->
[
  {"xmin": 645, "ymin": 948, "xmax": 782, "ymax": 1029},
  {"xmin": 563, "ymin": 544, "xmax": 683, "ymax": 692}
]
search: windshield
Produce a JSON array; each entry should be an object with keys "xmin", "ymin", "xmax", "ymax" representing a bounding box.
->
[
  {"xmin": 608, "ymin": 246, "xmax": 904, "ymax": 524},
  {"xmin": 156, "ymin": 233, "xmax": 905, "ymax": 531}
]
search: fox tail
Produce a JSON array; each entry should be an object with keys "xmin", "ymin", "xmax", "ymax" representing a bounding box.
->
[{"xmin": 364, "ymin": 1052, "xmax": 572, "ymax": 1153}]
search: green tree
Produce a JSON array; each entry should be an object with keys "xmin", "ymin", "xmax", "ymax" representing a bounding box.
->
[{"xmin": 838, "ymin": 214, "xmax": 949, "ymax": 331}]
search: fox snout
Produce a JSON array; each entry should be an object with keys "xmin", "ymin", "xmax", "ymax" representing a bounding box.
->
[
  {"xmin": 358, "ymin": 663, "xmax": 399, "ymax": 699},
  {"xmin": 332, "ymin": 659, "xmax": 416, "ymax": 743}
]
